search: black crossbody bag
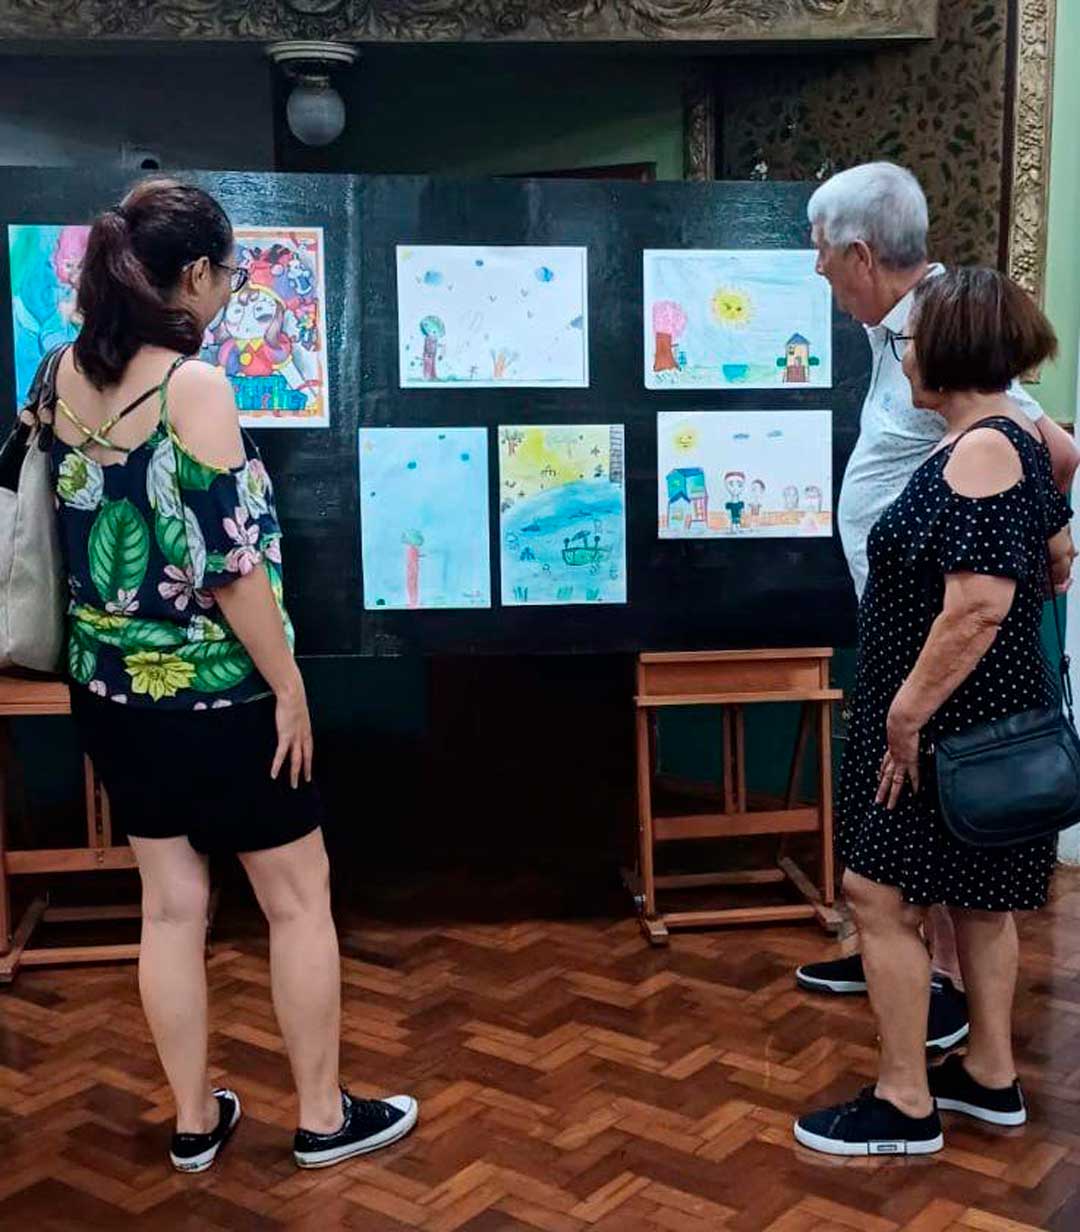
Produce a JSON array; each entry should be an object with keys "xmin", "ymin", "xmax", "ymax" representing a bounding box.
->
[{"xmin": 935, "ymin": 428, "xmax": 1080, "ymax": 848}]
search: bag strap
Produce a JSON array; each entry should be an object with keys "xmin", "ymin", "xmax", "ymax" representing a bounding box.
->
[
  {"xmin": 21, "ymin": 343, "xmax": 69, "ymax": 429},
  {"xmin": 953, "ymin": 415, "xmax": 1073, "ymax": 724},
  {"xmin": 1029, "ymin": 453, "xmax": 1075, "ymax": 725}
]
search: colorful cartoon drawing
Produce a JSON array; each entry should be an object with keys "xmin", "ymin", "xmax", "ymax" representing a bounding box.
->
[
  {"xmin": 657, "ymin": 411, "xmax": 833, "ymax": 539},
  {"xmin": 644, "ymin": 250, "xmax": 832, "ymax": 390},
  {"xmin": 359, "ymin": 428, "xmax": 491, "ymax": 611},
  {"xmin": 500, "ymin": 425, "xmax": 626, "ymax": 606},
  {"xmin": 665, "ymin": 467, "xmax": 708, "ymax": 533},
  {"xmin": 8, "ymin": 224, "xmax": 91, "ymax": 407},
  {"xmin": 652, "ymin": 300, "xmax": 688, "ymax": 373},
  {"xmin": 397, "ymin": 246, "xmax": 589, "ymax": 388},
  {"xmin": 200, "ymin": 227, "xmax": 329, "ymax": 428}
]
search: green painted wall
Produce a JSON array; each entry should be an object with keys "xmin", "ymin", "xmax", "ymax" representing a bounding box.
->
[{"xmin": 1028, "ymin": 2, "xmax": 1080, "ymax": 423}]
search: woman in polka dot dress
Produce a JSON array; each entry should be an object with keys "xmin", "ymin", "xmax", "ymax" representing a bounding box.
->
[{"xmin": 796, "ymin": 267, "xmax": 1076, "ymax": 1158}]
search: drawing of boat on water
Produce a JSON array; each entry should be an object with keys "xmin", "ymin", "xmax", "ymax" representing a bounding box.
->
[{"xmin": 561, "ymin": 523, "xmax": 611, "ymax": 570}]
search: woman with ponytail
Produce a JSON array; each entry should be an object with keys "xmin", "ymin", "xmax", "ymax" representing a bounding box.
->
[{"xmin": 51, "ymin": 180, "xmax": 417, "ymax": 1172}]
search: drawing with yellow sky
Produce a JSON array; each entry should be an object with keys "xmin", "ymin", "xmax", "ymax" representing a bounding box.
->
[
  {"xmin": 644, "ymin": 249, "xmax": 832, "ymax": 390},
  {"xmin": 499, "ymin": 425, "xmax": 627, "ymax": 606}
]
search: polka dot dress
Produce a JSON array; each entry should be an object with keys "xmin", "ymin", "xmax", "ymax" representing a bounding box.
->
[{"xmin": 838, "ymin": 418, "xmax": 1071, "ymax": 911}]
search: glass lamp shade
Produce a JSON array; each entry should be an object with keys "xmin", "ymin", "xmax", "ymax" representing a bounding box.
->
[{"xmin": 286, "ymin": 80, "xmax": 346, "ymax": 146}]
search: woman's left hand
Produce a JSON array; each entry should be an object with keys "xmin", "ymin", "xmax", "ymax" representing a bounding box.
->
[{"xmin": 876, "ymin": 703, "xmax": 922, "ymax": 810}]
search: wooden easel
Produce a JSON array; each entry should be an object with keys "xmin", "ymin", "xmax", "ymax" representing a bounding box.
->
[
  {"xmin": 629, "ymin": 649, "xmax": 844, "ymax": 943},
  {"xmin": 0, "ymin": 674, "xmax": 139, "ymax": 982}
]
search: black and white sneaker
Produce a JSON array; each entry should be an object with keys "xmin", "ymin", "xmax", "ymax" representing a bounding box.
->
[
  {"xmin": 794, "ymin": 1087, "xmax": 944, "ymax": 1157},
  {"xmin": 929, "ymin": 1053, "xmax": 1026, "ymax": 1127},
  {"xmin": 293, "ymin": 1089, "xmax": 418, "ymax": 1169},
  {"xmin": 927, "ymin": 976, "xmax": 970, "ymax": 1052},
  {"xmin": 795, "ymin": 953, "xmax": 868, "ymax": 995},
  {"xmin": 169, "ymin": 1089, "xmax": 242, "ymax": 1173}
]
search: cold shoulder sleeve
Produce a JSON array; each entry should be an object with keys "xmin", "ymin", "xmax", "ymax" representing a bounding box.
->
[
  {"xmin": 933, "ymin": 475, "xmax": 1070, "ymax": 582},
  {"xmin": 933, "ymin": 487, "xmax": 1030, "ymax": 580},
  {"xmin": 159, "ymin": 432, "xmax": 278, "ymax": 591}
]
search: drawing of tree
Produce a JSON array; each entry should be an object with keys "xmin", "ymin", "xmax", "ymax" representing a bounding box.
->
[
  {"xmin": 652, "ymin": 300, "xmax": 687, "ymax": 372},
  {"xmin": 420, "ymin": 316, "xmax": 444, "ymax": 380},
  {"xmin": 403, "ymin": 528, "xmax": 424, "ymax": 608},
  {"xmin": 502, "ymin": 428, "xmax": 525, "ymax": 456}
]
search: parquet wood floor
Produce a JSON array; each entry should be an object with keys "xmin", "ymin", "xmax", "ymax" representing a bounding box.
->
[{"xmin": 3, "ymin": 868, "xmax": 1080, "ymax": 1231}]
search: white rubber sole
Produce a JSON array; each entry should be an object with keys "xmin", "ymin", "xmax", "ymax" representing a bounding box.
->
[
  {"xmin": 795, "ymin": 971, "xmax": 868, "ymax": 996},
  {"xmin": 294, "ymin": 1096, "xmax": 419, "ymax": 1169},
  {"xmin": 926, "ymin": 1023, "xmax": 971, "ymax": 1053},
  {"xmin": 935, "ymin": 1097, "xmax": 1027, "ymax": 1127},
  {"xmin": 170, "ymin": 1091, "xmax": 242, "ymax": 1173},
  {"xmin": 794, "ymin": 1121, "xmax": 944, "ymax": 1157}
]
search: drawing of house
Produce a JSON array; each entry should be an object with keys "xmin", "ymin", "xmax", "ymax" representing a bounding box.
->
[
  {"xmin": 779, "ymin": 332, "xmax": 811, "ymax": 383},
  {"xmin": 666, "ymin": 467, "xmax": 708, "ymax": 529}
]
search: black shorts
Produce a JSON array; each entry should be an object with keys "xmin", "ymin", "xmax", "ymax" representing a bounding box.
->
[{"xmin": 71, "ymin": 689, "xmax": 323, "ymax": 855}]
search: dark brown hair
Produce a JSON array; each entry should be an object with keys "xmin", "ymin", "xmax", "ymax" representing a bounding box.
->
[
  {"xmin": 74, "ymin": 179, "xmax": 233, "ymax": 389},
  {"xmin": 912, "ymin": 266, "xmax": 1058, "ymax": 394}
]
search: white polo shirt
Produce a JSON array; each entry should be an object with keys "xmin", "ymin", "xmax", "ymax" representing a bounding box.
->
[{"xmin": 837, "ymin": 265, "xmax": 1044, "ymax": 598}]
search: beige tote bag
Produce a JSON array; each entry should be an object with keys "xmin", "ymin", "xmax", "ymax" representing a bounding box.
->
[{"xmin": 0, "ymin": 345, "xmax": 67, "ymax": 672}]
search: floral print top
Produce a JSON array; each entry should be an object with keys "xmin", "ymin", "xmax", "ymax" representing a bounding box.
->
[{"xmin": 51, "ymin": 359, "xmax": 293, "ymax": 709}]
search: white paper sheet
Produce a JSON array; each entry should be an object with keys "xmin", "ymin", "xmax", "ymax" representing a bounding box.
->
[
  {"xmin": 644, "ymin": 249, "xmax": 832, "ymax": 391},
  {"xmin": 658, "ymin": 410, "xmax": 833, "ymax": 539},
  {"xmin": 397, "ymin": 245, "xmax": 589, "ymax": 388}
]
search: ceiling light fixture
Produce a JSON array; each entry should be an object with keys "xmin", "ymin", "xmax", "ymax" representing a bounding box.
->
[{"xmin": 267, "ymin": 41, "xmax": 359, "ymax": 147}]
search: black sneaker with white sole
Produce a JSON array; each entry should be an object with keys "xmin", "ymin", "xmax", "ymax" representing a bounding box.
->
[
  {"xmin": 293, "ymin": 1089, "xmax": 418, "ymax": 1169},
  {"xmin": 794, "ymin": 1087, "xmax": 944, "ymax": 1158},
  {"xmin": 169, "ymin": 1089, "xmax": 241, "ymax": 1173},
  {"xmin": 797, "ymin": 957, "xmax": 970, "ymax": 1053},
  {"xmin": 928, "ymin": 1053, "xmax": 1026, "ymax": 1127},
  {"xmin": 795, "ymin": 953, "xmax": 868, "ymax": 995},
  {"xmin": 927, "ymin": 976, "xmax": 970, "ymax": 1053}
]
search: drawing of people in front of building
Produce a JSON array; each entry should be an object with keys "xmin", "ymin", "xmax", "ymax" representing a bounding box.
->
[
  {"xmin": 203, "ymin": 242, "xmax": 320, "ymax": 415},
  {"xmin": 723, "ymin": 470, "xmax": 746, "ymax": 532}
]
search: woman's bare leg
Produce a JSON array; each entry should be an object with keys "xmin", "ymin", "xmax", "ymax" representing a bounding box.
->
[
  {"xmin": 844, "ymin": 870, "xmax": 932, "ymax": 1117},
  {"xmin": 239, "ymin": 829, "xmax": 342, "ymax": 1132},
  {"xmin": 130, "ymin": 836, "xmax": 218, "ymax": 1134},
  {"xmin": 951, "ymin": 909, "xmax": 1019, "ymax": 1088},
  {"xmin": 926, "ymin": 905, "xmax": 964, "ymax": 987}
]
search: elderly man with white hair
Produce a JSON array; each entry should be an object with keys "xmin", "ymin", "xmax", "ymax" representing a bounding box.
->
[{"xmin": 794, "ymin": 163, "xmax": 1079, "ymax": 1057}]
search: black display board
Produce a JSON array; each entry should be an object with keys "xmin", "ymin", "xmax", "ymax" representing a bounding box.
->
[{"xmin": 0, "ymin": 170, "xmax": 866, "ymax": 656}]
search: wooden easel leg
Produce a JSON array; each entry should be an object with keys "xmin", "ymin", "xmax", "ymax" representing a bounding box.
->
[
  {"xmin": 775, "ymin": 699, "xmax": 842, "ymax": 933},
  {"xmin": 635, "ymin": 707, "xmax": 666, "ymax": 943},
  {"xmin": 786, "ymin": 704, "xmax": 812, "ymax": 809},
  {"xmin": 819, "ymin": 700, "xmax": 836, "ymax": 907},
  {"xmin": 0, "ymin": 897, "xmax": 47, "ymax": 983}
]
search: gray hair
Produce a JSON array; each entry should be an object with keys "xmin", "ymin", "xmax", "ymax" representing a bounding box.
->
[{"xmin": 807, "ymin": 162, "xmax": 928, "ymax": 270}]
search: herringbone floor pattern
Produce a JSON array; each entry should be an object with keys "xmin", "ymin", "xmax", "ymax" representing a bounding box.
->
[{"xmin": 3, "ymin": 869, "xmax": 1080, "ymax": 1231}]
